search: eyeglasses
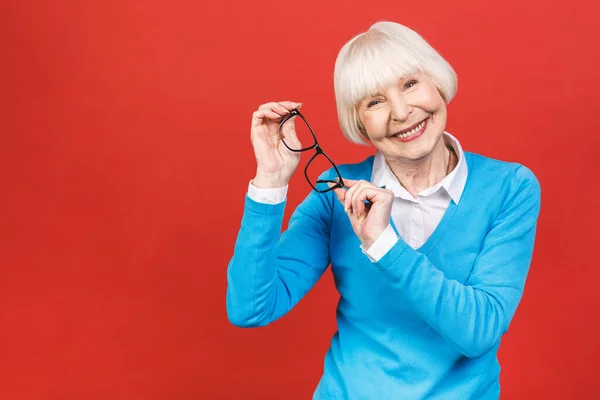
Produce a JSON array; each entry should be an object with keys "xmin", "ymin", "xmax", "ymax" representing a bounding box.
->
[{"xmin": 278, "ymin": 109, "xmax": 346, "ymax": 193}]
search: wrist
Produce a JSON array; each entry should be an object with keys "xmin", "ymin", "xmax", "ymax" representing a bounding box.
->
[
  {"xmin": 360, "ymin": 224, "xmax": 398, "ymax": 263},
  {"xmin": 361, "ymin": 226, "xmax": 388, "ymax": 249},
  {"xmin": 362, "ymin": 238, "xmax": 376, "ymax": 250},
  {"xmin": 252, "ymin": 173, "xmax": 289, "ymax": 189}
]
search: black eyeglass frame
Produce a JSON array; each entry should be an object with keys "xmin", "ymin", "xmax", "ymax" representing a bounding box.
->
[{"xmin": 277, "ymin": 109, "xmax": 345, "ymax": 193}]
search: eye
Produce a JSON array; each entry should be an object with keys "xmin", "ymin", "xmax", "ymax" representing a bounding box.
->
[
  {"xmin": 366, "ymin": 99, "xmax": 381, "ymax": 108},
  {"xmin": 405, "ymin": 80, "xmax": 418, "ymax": 89}
]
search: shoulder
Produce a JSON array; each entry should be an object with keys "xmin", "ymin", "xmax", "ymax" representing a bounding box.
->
[
  {"xmin": 466, "ymin": 152, "xmax": 539, "ymax": 190},
  {"xmin": 465, "ymin": 152, "xmax": 541, "ymax": 207}
]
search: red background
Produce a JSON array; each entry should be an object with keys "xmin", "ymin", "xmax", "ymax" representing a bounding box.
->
[{"xmin": 1, "ymin": 0, "xmax": 599, "ymax": 398}]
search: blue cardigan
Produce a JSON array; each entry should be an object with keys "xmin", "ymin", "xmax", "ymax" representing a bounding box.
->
[{"xmin": 227, "ymin": 151, "xmax": 541, "ymax": 399}]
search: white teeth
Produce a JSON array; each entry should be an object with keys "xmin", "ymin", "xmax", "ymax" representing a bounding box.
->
[{"xmin": 394, "ymin": 120, "xmax": 425, "ymax": 139}]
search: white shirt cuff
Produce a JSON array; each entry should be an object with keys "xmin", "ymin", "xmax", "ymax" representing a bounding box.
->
[
  {"xmin": 247, "ymin": 180, "xmax": 288, "ymax": 204},
  {"xmin": 360, "ymin": 224, "xmax": 399, "ymax": 263}
]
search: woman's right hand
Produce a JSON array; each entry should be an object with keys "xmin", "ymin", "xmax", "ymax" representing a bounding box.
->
[{"xmin": 250, "ymin": 101, "xmax": 304, "ymax": 188}]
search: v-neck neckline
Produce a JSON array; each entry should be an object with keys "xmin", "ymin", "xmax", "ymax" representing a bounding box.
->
[{"xmin": 358, "ymin": 152, "xmax": 471, "ymax": 255}]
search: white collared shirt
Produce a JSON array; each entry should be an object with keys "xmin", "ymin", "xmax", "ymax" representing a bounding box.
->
[{"xmin": 247, "ymin": 132, "xmax": 469, "ymax": 263}]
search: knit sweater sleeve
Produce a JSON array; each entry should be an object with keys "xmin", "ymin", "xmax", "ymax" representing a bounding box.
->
[
  {"xmin": 374, "ymin": 165, "xmax": 541, "ymax": 358},
  {"xmin": 226, "ymin": 172, "xmax": 333, "ymax": 328}
]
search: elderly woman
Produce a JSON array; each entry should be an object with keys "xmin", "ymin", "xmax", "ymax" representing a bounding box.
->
[{"xmin": 226, "ymin": 21, "xmax": 541, "ymax": 399}]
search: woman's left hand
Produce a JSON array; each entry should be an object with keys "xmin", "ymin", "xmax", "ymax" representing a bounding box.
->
[{"xmin": 331, "ymin": 178, "xmax": 395, "ymax": 249}]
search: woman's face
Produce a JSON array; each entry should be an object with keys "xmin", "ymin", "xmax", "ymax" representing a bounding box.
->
[{"xmin": 356, "ymin": 72, "xmax": 448, "ymax": 162}]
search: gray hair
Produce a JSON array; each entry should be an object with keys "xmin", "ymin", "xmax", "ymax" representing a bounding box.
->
[{"xmin": 333, "ymin": 21, "xmax": 458, "ymax": 145}]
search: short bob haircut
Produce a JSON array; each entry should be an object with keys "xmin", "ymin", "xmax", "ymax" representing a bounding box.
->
[{"xmin": 334, "ymin": 21, "xmax": 458, "ymax": 146}]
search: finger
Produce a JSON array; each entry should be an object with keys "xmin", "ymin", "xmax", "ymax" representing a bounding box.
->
[
  {"xmin": 253, "ymin": 108, "xmax": 282, "ymax": 121},
  {"xmin": 344, "ymin": 180, "xmax": 364, "ymax": 212},
  {"xmin": 346, "ymin": 203, "xmax": 358, "ymax": 223},
  {"xmin": 251, "ymin": 109, "xmax": 283, "ymax": 128},
  {"xmin": 343, "ymin": 184, "xmax": 354, "ymax": 211},
  {"xmin": 280, "ymin": 115, "xmax": 297, "ymax": 138},
  {"xmin": 355, "ymin": 187, "xmax": 393, "ymax": 217},
  {"xmin": 259, "ymin": 101, "xmax": 302, "ymax": 113},
  {"xmin": 350, "ymin": 182, "xmax": 380, "ymax": 217},
  {"xmin": 277, "ymin": 101, "xmax": 303, "ymax": 110},
  {"xmin": 353, "ymin": 186, "xmax": 373, "ymax": 217},
  {"xmin": 258, "ymin": 102, "xmax": 292, "ymax": 117},
  {"xmin": 341, "ymin": 178, "xmax": 360, "ymax": 188},
  {"xmin": 351, "ymin": 187, "xmax": 363, "ymax": 217},
  {"xmin": 330, "ymin": 185, "xmax": 346, "ymax": 204},
  {"xmin": 350, "ymin": 185, "xmax": 367, "ymax": 218}
]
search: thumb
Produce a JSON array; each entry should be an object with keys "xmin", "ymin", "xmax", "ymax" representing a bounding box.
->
[
  {"xmin": 340, "ymin": 178, "xmax": 359, "ymax": 187},
  {"xmin": 280, "ymin": 115, "xmax": 298, "ymax": 140},
  {"xmin": 330, "ymin": 185, "xmax": 346, "ymax": 204}
]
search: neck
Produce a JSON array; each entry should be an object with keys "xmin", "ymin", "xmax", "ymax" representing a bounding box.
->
[{"xmin": 384, "ymin": 136, "xmax": 456, "ymax": 198}]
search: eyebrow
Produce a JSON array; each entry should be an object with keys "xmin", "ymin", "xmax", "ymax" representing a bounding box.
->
[
  {"xmin": 398, "ymin": 73, "xmax": 418, "ymax": 84},
  {"xmin": 363, "ymin": 75, "xmax": 417, "ymax": 101}
]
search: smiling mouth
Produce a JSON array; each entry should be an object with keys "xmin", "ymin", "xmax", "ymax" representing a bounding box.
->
[{"xmin": 391, "ymin": 118, "xmax": 428, "ymax": 139}]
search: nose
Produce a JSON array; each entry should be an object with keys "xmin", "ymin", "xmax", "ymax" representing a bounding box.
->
[{"xmin": 390, "ymin": 93, "xmax": 411, "ymax": 122}]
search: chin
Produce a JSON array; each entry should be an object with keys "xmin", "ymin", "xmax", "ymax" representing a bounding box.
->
[{"xmin": 405, "ymin": 148, "xmax": 435, "ymax": 162}]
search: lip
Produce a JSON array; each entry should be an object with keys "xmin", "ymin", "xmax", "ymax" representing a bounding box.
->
[
  {"xmin": 390, "ymin": 117, "xmax": 429, "ymax": 143},
  {"xmin": 393, "ymin": 118, "xmax": 427, "ymax": 135}
]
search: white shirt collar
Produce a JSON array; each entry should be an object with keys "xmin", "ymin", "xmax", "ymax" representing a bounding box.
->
[{"xmin": 371, "ymin": 132, "xmax": 468, "ymax": 203}]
